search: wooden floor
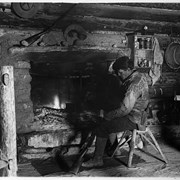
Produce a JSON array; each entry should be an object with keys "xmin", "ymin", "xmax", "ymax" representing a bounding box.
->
[{"xmin": 17, "ymin": 138, "xmax": 180, "ymax": 177}]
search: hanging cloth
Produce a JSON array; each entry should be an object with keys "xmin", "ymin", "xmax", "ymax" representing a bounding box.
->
[{"xmin": 149, "ymin": 37, "xmax": 164, "ymax": 85}]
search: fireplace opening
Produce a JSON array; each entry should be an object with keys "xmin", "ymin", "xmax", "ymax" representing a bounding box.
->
[
  {"xmin": 30, "ymin": 53, "xmax": 110, "ymax": 114},
  {"xmin": 30, "ymin": 69, "xmax": 95, "ymax": 112},
  {"xmin": 28, "ymin": 54, "xmax": 110, "ymax": 136},
  {"xmin": 16, "ymin": 51, "xmax": 122, "ymax": 161}
]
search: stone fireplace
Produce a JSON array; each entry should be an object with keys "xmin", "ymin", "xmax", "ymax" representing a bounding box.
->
[{"xmin": 15, "ymin": 46, "xmax": 129, "ymax": 162}]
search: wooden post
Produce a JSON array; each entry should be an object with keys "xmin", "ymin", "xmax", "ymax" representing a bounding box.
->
[
  {"xmin": 0, "ymin": 66, "xmax": 17, "ymax": 176},
  {"xmin": 128, "ymin": 129, "xmax": 136, "ymax": 168}
]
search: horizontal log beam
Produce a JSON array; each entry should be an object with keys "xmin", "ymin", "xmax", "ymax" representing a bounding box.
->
[
  {"xmin": 1, "ymin": 14, "xmax": 180, "ymax": 37},
  {"xmin": 73, "ymin": 4, "xmax": 180, "ymax": 23},
  {"xmin": 1, "ymin": 15, "xmax": 180, "ymax": 35},
  {"xmin": 9, "ymin": 45, "xmax": 129, "ymax": 55},
  {"xmin": 37, "ymin": 3, "xmax": 180, "ymax": 23},
  {"xmin": 1, "ymin": 4, "xmax": 180, "ymax": 34}
]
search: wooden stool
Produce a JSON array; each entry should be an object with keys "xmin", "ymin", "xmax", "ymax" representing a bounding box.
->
[{"xmin": 111, "ymin": 127, "xmax": 168, "ymax": 168}]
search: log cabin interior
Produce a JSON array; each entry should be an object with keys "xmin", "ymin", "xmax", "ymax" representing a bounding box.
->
[{"xmin": 0, "ymin": 2, "xmax": 180, "ymax": 177}]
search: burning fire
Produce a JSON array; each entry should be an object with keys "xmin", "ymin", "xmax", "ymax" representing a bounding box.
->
[
  {"xmin": 53, "ymin": 95, "xmax": 66, "ymax": 109},
  {"xmin": 53, "ymin": 95, "xmax": 60, "ymax": 109}
]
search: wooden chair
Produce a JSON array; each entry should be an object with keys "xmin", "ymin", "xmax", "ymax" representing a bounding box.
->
[{"xmin": 111, "ymin": 111, "xmax": 168, "ymax": 168}]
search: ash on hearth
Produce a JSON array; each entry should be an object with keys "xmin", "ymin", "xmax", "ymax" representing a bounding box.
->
[{"xmin": 33, "ymin": 106, "xmax": 69, "ymax": 131}]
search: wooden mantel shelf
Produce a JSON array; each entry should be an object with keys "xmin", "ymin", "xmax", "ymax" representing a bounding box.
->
[{"xmin": 9, "ymin": 45, "xmax": 129, "ymax": 55}]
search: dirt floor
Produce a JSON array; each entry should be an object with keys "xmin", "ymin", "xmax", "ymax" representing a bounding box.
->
[{"xmin": 17, "ymin": 137, "xmax": 180, "ymax": 177}]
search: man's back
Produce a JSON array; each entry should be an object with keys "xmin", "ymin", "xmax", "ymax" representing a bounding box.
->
[{"xmin": 123, "ymin": 71, "xmax": 149, "ymax": 124}]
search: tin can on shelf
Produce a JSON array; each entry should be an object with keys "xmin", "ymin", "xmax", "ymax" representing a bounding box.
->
[{"xmin": 146, "ymin": 37, "xmax": 152, "ymax": 49}]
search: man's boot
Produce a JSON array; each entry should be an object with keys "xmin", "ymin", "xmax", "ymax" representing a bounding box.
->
[{"xmin": 82, "ymin": 137, "xmax": 107, "ymax": 168}]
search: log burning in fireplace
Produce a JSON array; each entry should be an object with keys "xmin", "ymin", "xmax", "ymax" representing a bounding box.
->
[{"xmin": 46, "ymin": 94, "xmax": 66, "ymax": 110}]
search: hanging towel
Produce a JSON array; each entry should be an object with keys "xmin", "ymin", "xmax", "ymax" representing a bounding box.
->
[{"xmin": 149, "ymin": 37, "xmax": 164, "ymax": 85}]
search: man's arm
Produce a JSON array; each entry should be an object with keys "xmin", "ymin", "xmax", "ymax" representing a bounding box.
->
[
  {"xmin": 105, "ymin": 88, "xmax": 137, "ymax": 121},
  {"xmin": 104, "ymin": 74, "xmax": 149, "ymax": 121}
]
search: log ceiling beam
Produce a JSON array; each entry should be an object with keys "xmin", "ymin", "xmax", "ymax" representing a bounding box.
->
[
  {"xmin": 1, "ymin": 3, "xmax": 180, "ymax": 35},
  {"xmin": 1, "ymin": 15, "xmax": 180, "ymax": 36},
  {"xmin": 73, "ymin": 4, "xmax": 180, "ymax": 23},
  {"xmin": 9, "ymin": 45, "xmax": 130, "ymax": 63}
]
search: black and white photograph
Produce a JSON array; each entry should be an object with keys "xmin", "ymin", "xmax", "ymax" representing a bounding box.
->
[{"xmin": 0, "ymin": 1, "xmax": 180, "ymax": 177}]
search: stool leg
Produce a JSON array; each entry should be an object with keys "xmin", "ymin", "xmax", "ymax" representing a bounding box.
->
[
  {"xmin": 128, "ymin": 129, "xmax": 136, "ymax": 168},
  {"xmin": 147, "ymin": 128, "xmax": 168, "ymax": 164},
  {"xmin": 139, "ymin": 133, "xmax": 148, "ymax": 151},
  {"xmin": 111, "ymin": 131, "xmax": 129, "ymax": 158}
]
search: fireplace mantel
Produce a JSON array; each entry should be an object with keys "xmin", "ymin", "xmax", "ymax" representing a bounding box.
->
[{"xmin": 9, "ymin": 45, "xmax": 130, "ymax": 55}]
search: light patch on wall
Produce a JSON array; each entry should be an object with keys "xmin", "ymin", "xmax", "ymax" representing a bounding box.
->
[{"xmin": 60, "ymin": 102, "xmax": 66, "ymax": 109}]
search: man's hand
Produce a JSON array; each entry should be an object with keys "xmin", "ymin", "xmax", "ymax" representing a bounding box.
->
[{"xmin": 104, "ymin": 113, "xmax": 112, "ymax": 121}]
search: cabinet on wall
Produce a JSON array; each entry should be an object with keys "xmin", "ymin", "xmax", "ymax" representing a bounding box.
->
[{"xmin": 128, "ymin": 33, "xmax": 154, "ymax": 72}]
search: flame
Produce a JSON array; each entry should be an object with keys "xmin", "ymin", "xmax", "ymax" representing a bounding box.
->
[
  {"xmin": 52, "ymin": 95, "xmax": 66, "ymax": 109},
  {"xmin": 53, "ymin": 95, "xmax": 60, "ymax": 109}
]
